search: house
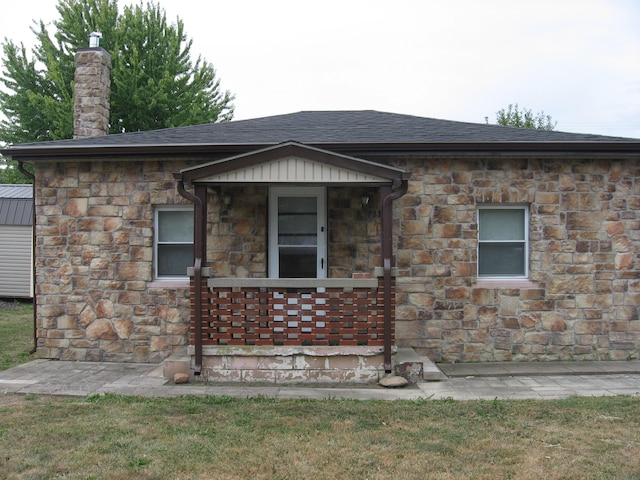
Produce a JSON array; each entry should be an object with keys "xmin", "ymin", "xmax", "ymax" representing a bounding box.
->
[
  {"xmin": 0, "ymin": 184, "xmax": 33, "ymax": 298},
  {"xmin": 2, "ymin": 45, "xmax": 640, "ymax": 382}
]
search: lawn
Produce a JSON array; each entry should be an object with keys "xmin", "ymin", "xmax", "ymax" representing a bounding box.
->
[
  {"xmin": 1, "ymin": 304, "xmax": 639, "ymax": 479},
  {"xmin": 0, "ymin": 300, "xmax": 34, "ymax": 371},
  {"xmin": 0, "ymin": 393, "xmax": 639, "ymax": 479}
]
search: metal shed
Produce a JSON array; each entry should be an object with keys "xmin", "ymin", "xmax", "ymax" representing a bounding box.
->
[{"xmin": 0, "ymin": 184, "xmax": 33, "ymax": 298}]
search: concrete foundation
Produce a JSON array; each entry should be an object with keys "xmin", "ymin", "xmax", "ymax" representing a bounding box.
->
[{"xmin": 185, "ymin": 345, "xmax": 394, "ymax": 384}]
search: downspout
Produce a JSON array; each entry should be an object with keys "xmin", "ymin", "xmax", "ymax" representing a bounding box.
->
[
  {"xmin": 381, "ymin": 177, "xmax": 409, "ymax": 373},
  {"xmin": 17, "ymin": 161, "xmax": 37, "ymax": 354},
  {"xmin": 174, "ymin": 175, "xmax": 205, "ymax": 375}
]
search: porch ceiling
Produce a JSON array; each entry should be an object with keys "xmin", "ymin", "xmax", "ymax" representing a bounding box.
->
[{"xmin": 178, "ymin": 141, "xmax": 409, "ymax": 186}]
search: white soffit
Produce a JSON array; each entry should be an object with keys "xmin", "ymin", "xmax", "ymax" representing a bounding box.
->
[{"xmin": 197, "ymin": 155, "xmax": 391, "ymax": 184}]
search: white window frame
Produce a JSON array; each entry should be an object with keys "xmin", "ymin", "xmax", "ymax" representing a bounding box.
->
[
  {"xmin": 154, "ymin": 206, "xmax": 194, "ymax": 280},
  {"xmin": 268, "ymin": 186, "xmax": 327, "ymax": 279},
  {"xmin": 477, "ymin": 205, "xmax": 529, "ymax": 279}
]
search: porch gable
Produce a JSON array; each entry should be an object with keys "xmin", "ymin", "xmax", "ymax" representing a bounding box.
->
[{"xmin": 178, "ymin": 141, "xmax": 409, "ymax": 186}]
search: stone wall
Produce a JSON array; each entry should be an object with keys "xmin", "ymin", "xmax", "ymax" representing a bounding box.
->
[
  {"xmin": 33, "ymin": 165, "xmax": 384, "ymax": 362},
  {"xmin": 392, "ymin": 157, "xmax": 640, "ymax": 362},
  {"xmin": 207, "ymin": 185, "xmax": 381, "ymax": 278},
  {"xmin": 33, "ymin": 154, "xmax": 640, "ymax": 364},
  {"xmin": 34, "ymin": 159, "xmax": 194, "ymax": 362}
]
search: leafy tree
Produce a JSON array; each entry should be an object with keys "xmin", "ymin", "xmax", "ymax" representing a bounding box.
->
[
  {"xmin": 0, "ymin": 0, "xmax": 234, "ymax": 145},
  {"xmin": 0, "ymin": 158, "xmax": 32, "ymax": 184},
  {"xmin": 495, "ymin": 103, "xmax": 556, "ymax": 131}
]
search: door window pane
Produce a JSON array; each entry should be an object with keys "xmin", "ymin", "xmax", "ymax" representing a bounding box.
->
[
  {"xmin": 277, "ymin": 197, "xmax": 317, "ymax": 277},
  {"xmin": 279, "ymin": 246, "xmax": 317, "ymax": 278},
  {"xmin": 269, "ymin": 187, "xmax": 326, "ymax": 278},
  {"xmin": 278, "ymin": 197, "xmax": 318, "ymax": 246}
]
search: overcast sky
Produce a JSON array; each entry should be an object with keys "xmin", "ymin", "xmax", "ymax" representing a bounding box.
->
[{"xmin": 1, "ymin": 0, "xmax": 639, "ymax": 138}]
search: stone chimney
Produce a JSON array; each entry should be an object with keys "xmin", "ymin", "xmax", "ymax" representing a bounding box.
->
[{"xmin": 73, "ymin": 33, "xmax": 111, "ymax": 138}]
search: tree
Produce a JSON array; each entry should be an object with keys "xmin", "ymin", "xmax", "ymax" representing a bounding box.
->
[
  {"xmin": 0, "ymin": 0, "xmax": 234, "ymax": 146},
  {"xmin": 0, "ymin": 157, "xmax": 32, "ymax": 183},
  {"xmin": 494, "ymin": 104, "xmax": 556, "ymax": 131}
]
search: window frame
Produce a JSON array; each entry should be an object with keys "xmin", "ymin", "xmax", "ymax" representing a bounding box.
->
[
  {"xmin": 154, "ymin": 206, "xmax": 194, "ymax": 280},
  {"xmin": 268, "ymin": 186, "xmax": 327, "ymax": 279},
  {"xmin": 477, "ymin": 205, "xmax": 529, "ymax": 280}
]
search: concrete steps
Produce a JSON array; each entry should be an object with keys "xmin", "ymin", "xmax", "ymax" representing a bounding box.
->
[{"xmin": 394, "ymin": 347, "xmax": 447, "ymax": 382}]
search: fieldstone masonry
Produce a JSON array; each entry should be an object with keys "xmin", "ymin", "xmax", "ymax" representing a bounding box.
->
[
  {"xmin": 392, "ymin": 157, "xmax": 640, "ymax": 362},
  {"xmin": 73, "ymin": 47, "xmax": 111, "ymax": 138},
  {"xmin": 32, "ymin": 155, "xmax": 640, "ymax": 365},
  {"xmin": 35, "ymin": 159, "xmax": 193, "ymax": 362}
]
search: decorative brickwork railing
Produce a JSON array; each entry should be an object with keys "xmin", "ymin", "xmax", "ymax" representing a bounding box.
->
[{"xmin": 190, "ymin": 278, "xmax": 394, "ymax": 347}]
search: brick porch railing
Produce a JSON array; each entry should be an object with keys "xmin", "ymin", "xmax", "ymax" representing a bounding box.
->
[{"xmin": 190, "ymin": 277, "xmax": 394, "ymax": 348}]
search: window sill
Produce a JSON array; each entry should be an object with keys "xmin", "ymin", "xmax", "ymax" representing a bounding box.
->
[
  {"xmin": 147, "ymin": 280, "xmax": 190, "ymax": 288},
  {"xmin": 473, "ymin": 279, "xmax": 539, "ymax": 289}
]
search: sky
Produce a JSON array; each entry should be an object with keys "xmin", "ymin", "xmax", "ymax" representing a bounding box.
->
[{"xmin": 0, "ymin": 0, "xmax": 639, "ymax": 138}]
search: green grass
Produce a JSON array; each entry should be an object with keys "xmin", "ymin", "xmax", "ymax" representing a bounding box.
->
[
  {"xmin": 0, "ymin": 300, "xmax": 34, "ymax": 371},
  {"xmin": 1, "ymin": 304, "xmax": 639, "ymax": 478},
  {"xmin": 0, "ymin": 394, "xmax": 639, "ymax": 479}
]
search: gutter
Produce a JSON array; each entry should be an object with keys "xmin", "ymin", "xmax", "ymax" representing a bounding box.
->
[
  {"xmin": 174, "ymin": 175, "xmax": 205, "ymax": 375},
  {"xmin": 381, "ymin": 175, "xmax": 409, "ymax": 372},
  {"xmin": 17, "ymin": 161, "xmax": 37, "ymax": 354},
  {"xmin": 3, "ymin": 140, "xmax": 640, "ymax": 160}
]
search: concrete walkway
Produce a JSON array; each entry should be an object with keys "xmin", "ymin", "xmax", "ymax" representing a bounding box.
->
[{"xmin": 1, "ymin": 359, "xmax": 640, "ymax": 401}]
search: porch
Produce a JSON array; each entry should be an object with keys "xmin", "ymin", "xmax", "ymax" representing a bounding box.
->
[
  {"xmin": 174, "ymin": 142, "xmax": 411, "ymax": 383},
  {"xmin": 186, "ymin": 270, "xmax": 395, "ymax": 382}
]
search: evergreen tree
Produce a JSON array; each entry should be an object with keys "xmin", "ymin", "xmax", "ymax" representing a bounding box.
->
[{"xmin": 0, "ymin": 0, "xmax": 234, "ymax": 146}]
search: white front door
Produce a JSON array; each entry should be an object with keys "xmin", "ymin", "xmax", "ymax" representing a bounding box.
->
[{"xmin": 268, "ymin": 186, "xmax": 327, "ymax": 278}]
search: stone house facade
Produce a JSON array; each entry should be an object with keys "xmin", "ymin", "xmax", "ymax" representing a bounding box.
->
[{"xmin": 3, "ymin": 46, "xmax": 640, "ymax": 382}]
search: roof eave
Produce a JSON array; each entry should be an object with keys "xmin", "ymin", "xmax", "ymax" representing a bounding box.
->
[{"xmin": 2, "ymin": 141, "xmax": 640, "ymax": 160}]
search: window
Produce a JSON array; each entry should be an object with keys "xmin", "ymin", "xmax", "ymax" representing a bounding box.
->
[
  {"xmin": 154, "ymin": 207, "xmax": 194, "ymax": 279},
  {"xmin": 478, "ymin": 206, "xmax": 528, "ymax": 278},
  {"xmin": 268, "ymin": 187, "xmax": 327, "ymax": 278}
]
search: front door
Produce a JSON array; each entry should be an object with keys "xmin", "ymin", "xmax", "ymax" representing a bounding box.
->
[{"xmin": 268, "ymin": 186, "xmax": 327, "ymax": 278}]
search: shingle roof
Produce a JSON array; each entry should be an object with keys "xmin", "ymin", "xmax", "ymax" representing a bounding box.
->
[
  {"xmin": 2, "ymin": 111, "xmax": 639, "ymax": 159},
  {"xmin": 14, "ymin": 110, "xmax": 639, "ymax": 146}
]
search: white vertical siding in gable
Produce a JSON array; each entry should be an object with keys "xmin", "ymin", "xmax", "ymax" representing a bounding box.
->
[{"xmin": 199, "ymin": 156, "xmax": 389, "ymax": 184}]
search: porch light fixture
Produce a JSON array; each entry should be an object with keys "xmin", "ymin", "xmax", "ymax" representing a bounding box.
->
[
  {"xmin": 221, "ymin": 193, "xmax": 232, "ymax": 207},
  {"xmin": 361, "ymin": 195, "xmax": 370, "ymax": 208}
]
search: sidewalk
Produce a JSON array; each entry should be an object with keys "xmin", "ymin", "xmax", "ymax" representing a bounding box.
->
[{"xmin": 1, "ymin": 359, "xmax": 640, "ymax": 401}]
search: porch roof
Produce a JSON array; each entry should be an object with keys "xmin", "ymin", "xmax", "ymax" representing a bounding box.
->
[{"xmin": 178, "ymin": 141, "xmax": 410, "ymax": 186}]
